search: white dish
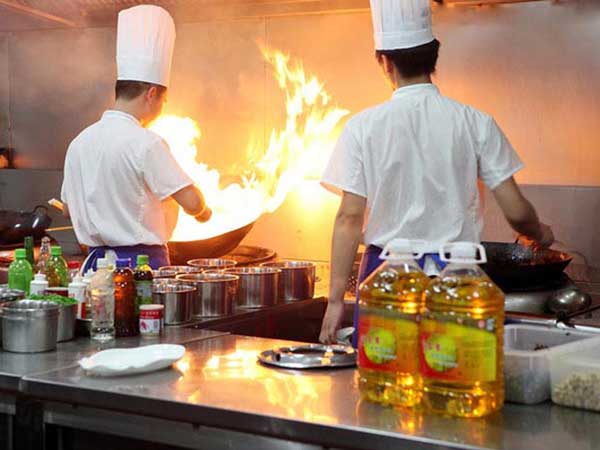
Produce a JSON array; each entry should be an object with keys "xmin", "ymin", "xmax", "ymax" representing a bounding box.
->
[{"xmin": 79, "ymin": 344, "xmax": 185, "ymax": 377}]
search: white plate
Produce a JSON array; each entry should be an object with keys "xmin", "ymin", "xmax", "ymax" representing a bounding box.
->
[{"xmin": 79, "ymin": 344, "xmax": 185, "ymax": 377}]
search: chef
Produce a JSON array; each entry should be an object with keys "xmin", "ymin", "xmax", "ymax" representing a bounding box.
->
[
  {"xmin": 61, "ymin": 5, "xmax": 211, "ymax": 270},
  {"xmin": 319, "ymin": 0, "xmax": 554, "ymax": 344}
]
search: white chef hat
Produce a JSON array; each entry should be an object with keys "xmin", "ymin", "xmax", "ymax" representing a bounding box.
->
[
  {"xmin": 370, "ymin": 0, "xmax": 435, "ymax": 50},
  {"xmin": 116, "ymin": 5, "xmax": 176, "ymax": 88}
]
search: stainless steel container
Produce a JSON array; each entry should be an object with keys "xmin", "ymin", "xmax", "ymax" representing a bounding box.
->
[
  {"xmin": 187, "ymin": 258, "xmax": 237, "ymax": 272},
  {"xmin": 0, "ymin": 287, "xmax": 26, "ymax": 344},
  {"xmin": 176, "ymin": 273, "xmax": 239, "ymax": 318},
  {"xmin": 57, "ymin": 303, "xmax": 77, "ymax": 342},
  {"xmin": 261, "ymin": 261, "xmax": 316, "ymax": 302},
  {"xmin": 225, "ymin": 267, "xmax": 281, "ymax": 309},
  {"xmin": 152, "ymin": 269, "xmax": 178, "ymax": 280},
  {"xmin": 2, "ymin": 300, "xmax": 59, "ymax": 353},
  {"xmin": 152, "ymin": 281, "xmax": 196, "ymax": 325},
  {"xmin": 158, "ymin": 265, "xmax": 203, "ymax": 275}
]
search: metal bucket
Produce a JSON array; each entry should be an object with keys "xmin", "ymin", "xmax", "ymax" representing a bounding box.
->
[
  {"xmin": 57, "ymin": 303, "xmax": 77, "ymax": 342},
  {"xmin": 152, "ymin": 281, "xmax": 196, "ymax": 325},
  {"xmin": 2, "ymin": 300, "xmax": 59, "ymax": 353},
  {"xmin": 176, "ymin": 273, "xmax": 239, "ymax": 318},
  {"xmin": 158, "ymin": 265, "xmax": 203, "ymax": 276},
  {"xmin": 224, "ymin": 267, "xmax": 281, "ymax": 309},
  {"xmin": 261, "ymin": 261, "xmax": 316, "ymax": 302},
  {"xmin": 187, "ymin": 258, "xmax": 237, "ymax": 272}
]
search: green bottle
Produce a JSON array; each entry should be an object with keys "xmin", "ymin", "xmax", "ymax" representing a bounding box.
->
[
  {"xmin": 8, "ymin": 249, "xmax": 33, "ymax": 294},
  {"xmin": 24, "ymin": 236, "xmax": 35, "ymax": 266},
  {"xmin": 45, "ymin": 246, "xmax": 68, "ymax": 287},
  {"xmin": 134, "ymin": 254, "xmax": 154, "ymax": 314}
]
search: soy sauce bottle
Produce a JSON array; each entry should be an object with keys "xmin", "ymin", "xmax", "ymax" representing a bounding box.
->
[{"xmin": 114, "ymin": 258, "xmax": 138, "ymax": 337}]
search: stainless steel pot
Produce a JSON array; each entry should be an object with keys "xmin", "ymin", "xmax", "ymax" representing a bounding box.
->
[
  {"xmin": 152, "ymin": 281, "xmax": 196, "ymax": 325},
  {"xmin": 0, "ymin": 287, "xmax": 26, "ymax": 344},
  {"xmin": 2, "ymin": 300, "xmax": 59, "ymax": 353},
  {"xmin": 153, "ymin": 269, "xmax": 179, "ymax": 280},
  {"xmin": 261, "ymin": 261, "xmax": 316, "ymax": 302},
  {"xmin": 176, "ymin": 273, "xmax": 239, "ymax": 318},
  {"xmin": 224, "ymin": 267, "xmax": 281, "ymax": 309},
  {"xmin": 158, "ymin": 265, "xmax": 203, "ymax": 275},
  {"xmin": 57, "ymin": 303, "xmax": 77, "ymax": 342},
  {"xmin": 187, "ymin": 258, "xmax": 237, "ymax": 271}
]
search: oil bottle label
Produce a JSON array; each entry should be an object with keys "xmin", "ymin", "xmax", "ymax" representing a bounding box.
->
[
  {"xmin": 419, "ymin": 318, "xmax": 497, "ymax": 382},
  {"xmin": 358, "ymin": 308, "xmax": 418, "ymax": 373}
]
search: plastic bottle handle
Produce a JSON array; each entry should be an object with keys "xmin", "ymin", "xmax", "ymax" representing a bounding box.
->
[
  {"xmin": 439, "ymin": 242, "xmax": 487, "ymax": 264},
  {"xmin": 380, "ymin": 239, "xmax": 426, "ymax": 261}
]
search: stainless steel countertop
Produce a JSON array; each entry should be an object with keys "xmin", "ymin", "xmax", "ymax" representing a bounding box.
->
[
  {"xmin": 0, "ymin": 327, "xmax": 226, "ymax": 391},
  {"xmin": 22, "ymin": 334, "xmax": 600, "ymax": 450}
]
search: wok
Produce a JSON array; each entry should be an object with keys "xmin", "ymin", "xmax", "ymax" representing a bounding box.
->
[
  {"xmin": 481, "ymin": 241, "xmax": 572, "ymax": 290},
  {"xmin": 167, "ymin": 221, "xmax": 255, "ymax": 265},
  {"xmin": 0, "ymin": 205, "xmax": 52, "ymax": 245}
]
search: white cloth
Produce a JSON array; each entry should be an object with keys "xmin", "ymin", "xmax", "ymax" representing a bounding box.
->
[
  {"xmin": 117, "ymin": 5, "xmax": 176, "ymax": 87},
  {"xmin": 321, "ymin": 83, "xmax": 523, "ymax": 251},
  {"xmin": 61, "ymin": 110, "xmax": 193, "ymax": 247},
  {"xmin": 370, "ymin": 0, "xmax": 435, "ymax": 50}
]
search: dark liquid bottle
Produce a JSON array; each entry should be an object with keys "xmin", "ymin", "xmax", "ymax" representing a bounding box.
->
[
  {"xmin": 114, "ymin": 258, "xmax": 138, "ymax": 337},
  {"xmin": 134, "ymin": 254, "xmax": 154, "ymax": 333}
]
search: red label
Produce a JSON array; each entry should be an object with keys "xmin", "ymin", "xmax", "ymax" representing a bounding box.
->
[{"xmin": 140, "ymin": 309, "xmax": 162, "ymax": 320}]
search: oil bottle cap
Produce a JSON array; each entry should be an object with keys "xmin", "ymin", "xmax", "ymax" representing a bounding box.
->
[
  {"xmin": 14, "ymin": 249, "xmax": 26, "ymax": 259},
  {"xmin": 96, "ymin": 258, "xmax": 109, "ymax": 269},
  {"xmin": 137, "ymin": 255, "xmax": 149, "ymax": 266},
  {"xmin": 380, "ymin": 239, "xmax": 426, "ymax": 261},
  {"xmin": 50, "ymin": 246, "xmax": 62, "ymax": 256},
  {"xmin": 116, "ymin": 258, "xmax": 131, "ymax": 269},
  {"xmin": 439, "ymin": 242, "xmax": 487, "ymax": 264}
]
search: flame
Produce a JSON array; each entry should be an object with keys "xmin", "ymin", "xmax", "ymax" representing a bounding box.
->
[{"xmin": 149, "ymin": 46, "xmax": 349, "ymax": 242}]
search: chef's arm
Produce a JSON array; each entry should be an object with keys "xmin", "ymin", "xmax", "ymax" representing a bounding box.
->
[
  {"xmin": 492, "ymin": 177, "xmax": 554, "ymax": 246},
  {"xmin": 62, "ymin": 203, "xmax": 70, "ymax": 219},
  {"xmin": 320, "ymin": 191, "xmax": 366, "ymax": 344},
  {"xmin": 172, "ymin": 185, "xmax": 212, "ymax": 223}
]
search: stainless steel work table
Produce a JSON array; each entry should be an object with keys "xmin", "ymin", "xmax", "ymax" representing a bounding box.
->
[{"xmin": 21, "ymin": 334, "xmax": 600, "ymax": 450}]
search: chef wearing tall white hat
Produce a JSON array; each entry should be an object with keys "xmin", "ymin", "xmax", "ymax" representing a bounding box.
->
[
  {"xmin": 61, "ymin": 5, "xmax": 211, "ymax": 270},
  {"xmin": 319, "ymin": 0, "xmax": 554, "ymax": 344}
]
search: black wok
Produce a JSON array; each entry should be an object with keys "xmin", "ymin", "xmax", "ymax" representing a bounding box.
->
[
  {"xmin": 481, "ymin": 241, "xmax": 572, "ymax": 290},
  {"xmin": 167, "ymin": 221, "xmax": 255, "ymax": 265},
  {"xmin": 0, "ymin": 205, "xmax": 52, "ymax": 245}
]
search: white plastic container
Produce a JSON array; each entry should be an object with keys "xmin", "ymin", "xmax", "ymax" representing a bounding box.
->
[
  {"xmin": 29, "ymin": 273, "xmax": 49, "ymax": 296},
  {"xmin": 68, "ymin": 275, "xmax": 86, "ymax": 320},
  {"xmin": 549, "ymin": 336, "xmax": 600, "ymax": 411},
  {"xmin": 504, "ymin": 325, "xmax": 595, "ymax": 404}
]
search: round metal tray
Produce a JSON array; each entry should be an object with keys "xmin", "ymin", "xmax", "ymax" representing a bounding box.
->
[{"xmin": 258, "ymin": 344, "xmax": 356, "ymax": 369}]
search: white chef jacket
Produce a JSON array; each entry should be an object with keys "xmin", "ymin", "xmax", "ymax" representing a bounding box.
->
[
  {"xmin": 321, "ymin": 83, "xmax": 523, "ymax": 251},
  {"xmin": 61, "ymin": 110, "xmax": 193, "ymax": 247}
]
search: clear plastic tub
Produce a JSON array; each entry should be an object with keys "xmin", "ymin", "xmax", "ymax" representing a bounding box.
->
[
  {"xmin": 504, "ymin": 325, "xmax": 595, "ymax": 404},
  {"xmin": 549, "ymin": 336, "xmax": 600, "ymax": 411}
]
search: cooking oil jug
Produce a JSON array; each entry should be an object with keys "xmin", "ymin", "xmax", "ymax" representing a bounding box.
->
[
  {"xmin": 420, "ymin": 242, "xmax": 504, "ymax": 418},
  {"xmin": 357, "ymin": 239, "xmax": 429, "ymax": 407}
]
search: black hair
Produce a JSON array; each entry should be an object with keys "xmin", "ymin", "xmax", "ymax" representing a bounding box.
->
[
  {"xmin": 115, "ymin": 80, "xmax": 167, "ymax": 100},
  {"xmin": 376, "ymin": 39, "xmax": 440, "ymax": 79}
]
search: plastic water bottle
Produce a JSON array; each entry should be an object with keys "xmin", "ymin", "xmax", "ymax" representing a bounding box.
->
[{"xmin": 89, "ymin": 258, "xmax": 115, "ymax": 341}]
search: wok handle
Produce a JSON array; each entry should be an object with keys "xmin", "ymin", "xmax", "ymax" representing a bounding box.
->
[
  {"xmin": 32, "ymin": 204, "xmax": 49, "ymax": 215},
  {"xmin": 47, "ymin": 198, "xmax": 64, "ymax": 212}
]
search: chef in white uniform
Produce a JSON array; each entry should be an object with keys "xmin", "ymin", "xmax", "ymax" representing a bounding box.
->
[
  {"xmin": 61, "ymin": 5, "xmax": 211, "ymax": 270},
  {"xmin": 319, "ymin": 0, "xmax": 554, "ymax": 345}
]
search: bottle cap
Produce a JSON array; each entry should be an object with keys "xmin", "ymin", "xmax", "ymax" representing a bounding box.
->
[
  {"xmin": 33, "ymin": 273, "xmax": 47, "ymax": 281},
  {"xmin": 439, "ymin": 242, "xmax": 487, "ymax": 264},
  {"xmin": 116, "ymin": 258, "xmax": 131, "ymax": 269},
  {"xmin": 137, "ymin": 254, "xmax": 149, "ymax": 266},
  {"xmin": 380, "ymin": 239, "xmax": 426, "ymax": 261},
  {"xmin": 67, "ymin": 261, "xmax": 80, "ymax": 269},
  {"xmin": 70, "ymin": 274, "xmax": 84, "ymax": 284},
  {"xmin": 50, "ymin": 246, "xmax": 62, "ymax": 256},
  {"xmin": 14, "ymin": 249, "xmax": 26, "ymax": 259},
  {"xmin": 96, "ymin": 258, "xmax": 109, "ymax": 269}
]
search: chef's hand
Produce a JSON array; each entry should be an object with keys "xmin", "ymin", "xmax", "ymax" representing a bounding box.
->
[
  {"xmin": 537, "ymin": 223, "xmax": 554, "ymax": 248},
  {"xmin": 319, "ymin": 301, "xmax": 344, "ymax": 344},
  {"xmin": 194, "ymin": 207, "xmax": 212, "ymax": 223}
]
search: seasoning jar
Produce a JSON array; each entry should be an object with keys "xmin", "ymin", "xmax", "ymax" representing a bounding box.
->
[{"xmin": 139, "ymin": 304, "xmax": 164, "ymax": 337}]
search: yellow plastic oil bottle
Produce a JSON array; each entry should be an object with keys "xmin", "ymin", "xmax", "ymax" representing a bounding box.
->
[
  {"xmin": 357, "ymin": 239, "xmax": 430, "ymax": 408},
  {"xmin": 420, "ymin": 242, "xmax": 504, "ymax": 418}
]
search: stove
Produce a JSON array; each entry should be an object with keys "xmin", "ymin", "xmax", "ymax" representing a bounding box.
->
[{"xmin": 504, "ymin": 274, "xmax": 577, "ymax": 316}]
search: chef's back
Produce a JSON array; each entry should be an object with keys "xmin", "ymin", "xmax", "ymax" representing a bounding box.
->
[
  {"xmin": 61, "ymin": 112, "xmax": 188, "ymax": 248},
  {"xmin": 322, "ymin": 84, "xmax": 523, "ymax": 251}
]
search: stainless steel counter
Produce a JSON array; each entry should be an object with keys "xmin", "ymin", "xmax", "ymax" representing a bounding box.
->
[
  {"xmin": 0, "ymin": 327, "xmax": 226, "ymax": 392},
  {"xmin": 21, "ymin": 334, "xmax": 600, "ymax": 450}
]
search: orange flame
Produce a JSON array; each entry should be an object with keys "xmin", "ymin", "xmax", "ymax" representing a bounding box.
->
[{"xmin": 150, "ymin": 46, "xmax": 349, "ymax": 242}]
